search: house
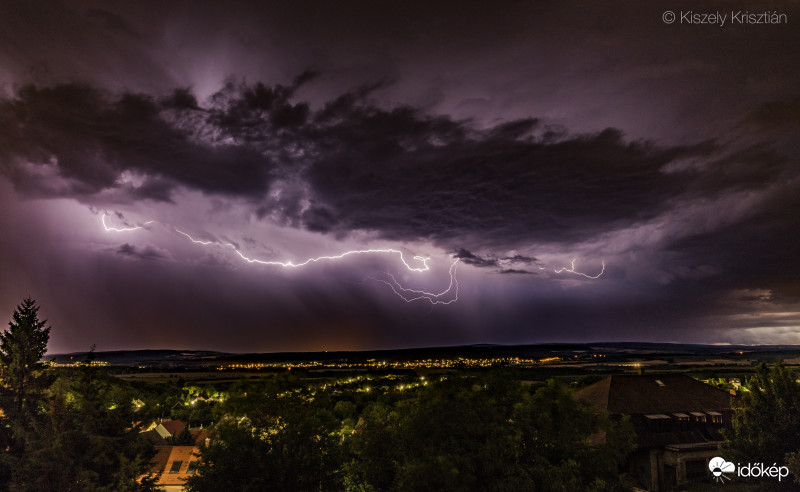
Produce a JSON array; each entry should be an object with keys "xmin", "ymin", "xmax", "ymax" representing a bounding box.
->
[
  {"xmin": 141, "ymin": 420, "xmax": 213, "ymax": 491},
  {"xmin": 150, "ymin": 445, "xmax": 201, "ymax": 491},
  {"xmin": 576, "ymin": 373, "xmax": 734, "ymax": 491},
  {"xmin": 143, "ymin": 418, "xmax": 185, "ymax": 437}
]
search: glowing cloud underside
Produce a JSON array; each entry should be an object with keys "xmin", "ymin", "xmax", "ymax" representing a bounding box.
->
[{"xmin": 100, "ymin": 213, "xmax": 603, "ymax": 304}]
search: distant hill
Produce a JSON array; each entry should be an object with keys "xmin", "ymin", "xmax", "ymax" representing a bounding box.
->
[
  {"xmin": 44, "ymin": 342, "xmax": 800, "ymax": 366},
  {"xmin": 46, "ymin": 349, "xmax": 224, "ymax": 364}
]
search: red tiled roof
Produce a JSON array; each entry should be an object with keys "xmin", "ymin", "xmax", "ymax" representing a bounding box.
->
[
  {"xmin": 151, "ymin": 445, "xmax": 201, "ymax": 486},
  {"xmin": 160, "ymin": 419, "xmax": 187, "ymax": 436},
  {"xmin": 148, "ymin": 446, "xmax": 171, "ymax": 479}
]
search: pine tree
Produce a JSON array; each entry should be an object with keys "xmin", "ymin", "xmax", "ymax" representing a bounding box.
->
[{"xmin": 0, "ymin": 297, "xmax": 51, "ymax": 429}]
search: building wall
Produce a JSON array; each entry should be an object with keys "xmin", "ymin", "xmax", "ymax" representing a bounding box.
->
[{"xmin": 630, "ymin": 446, "xmax": 721, "ymax": 491}]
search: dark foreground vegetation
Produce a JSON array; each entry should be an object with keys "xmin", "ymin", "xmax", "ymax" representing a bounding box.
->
[{"xmin": 2, "ymin": 298, "xmax": 800, "ymax": 491}]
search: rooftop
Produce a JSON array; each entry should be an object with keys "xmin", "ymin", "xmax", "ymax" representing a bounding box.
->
[{"xmin": 575, "ymin": 374, "xmax": 732, "ymax": 415}]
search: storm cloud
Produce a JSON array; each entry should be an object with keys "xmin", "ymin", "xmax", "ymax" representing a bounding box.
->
[
  {"xmin": 0, "ymin": 0, "xmax": 798, "ymax": 352},
  {"xmin": 0, "ymin": 80, "xmax": 786, "ymax": 253}
]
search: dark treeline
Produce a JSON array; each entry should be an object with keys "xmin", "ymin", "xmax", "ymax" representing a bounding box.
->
[
  {"xmin": 0, "ymin": 298, "xmax": 157, "ymax": 491},
  {"xmin": 3, "ymin": 298, "xmax": 800, "ymax": 491},
  {"xmin": 186, "ymin": 373, "xmax": 636, "ymax": 491}
]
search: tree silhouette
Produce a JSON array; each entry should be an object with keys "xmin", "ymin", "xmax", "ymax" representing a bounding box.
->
[
  {"xmin": 0, "ymin": 297, "xmax": 51, "ymax": 442},
  {"xmin": 8, "ymin": 348, "xmax": 158, "ymax": 491}
]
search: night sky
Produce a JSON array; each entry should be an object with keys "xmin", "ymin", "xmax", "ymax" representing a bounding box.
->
[{"xmin": 1, "ymin": 1, "xmax": 799, "ymax": 353}]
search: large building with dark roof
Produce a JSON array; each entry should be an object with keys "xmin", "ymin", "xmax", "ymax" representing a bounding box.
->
[{"xmin": 576, "ymin": 373, "xmax": 734, "ymax": 491}]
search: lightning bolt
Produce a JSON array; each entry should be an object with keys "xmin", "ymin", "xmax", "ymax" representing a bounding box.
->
[
  {"xmin": 372, "ymin": 259, "xmax": 460, "ymax": 304},
  {"xmin": 551, "ymin": 259, "xmax": 605, "ymax": 279},
  {"xmin": 101, "ymin": 213, "xmax": 153, "ymax": 232},
  {"xmin": 173, "ymin": 228, "xmax": 455, "ymax": 302},
  {"xmin": 101, "ymin": 213, "xmax": 602, "ymax": 304},
  {"xmin": 176, "ymin": 229, "xmax": 430, "ymax": 272},
  {"xmin": 101, "ymin": 213, "xmax": 449, "ymax": 302}
]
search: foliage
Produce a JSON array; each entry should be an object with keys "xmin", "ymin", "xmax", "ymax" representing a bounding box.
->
[
  {"xmin": 185, "ymin": 388, "xmax": 342, "ymax": 491},
  {"xmin": 725, "ymin": 362, "xmax": 800, "ymax": 488},
  {"xmin": 167, "ymin": 425, "xmax": 195, "ymax": 446},
  {"xmin": 7, "ymin": 355, "xmax": 157, "ymax": 491},
  {"xmin": 725, "ymin": 363, "xmax": 800, "ymax": 464},
  {"xmin": 0, "ymin": 299, "xmax": 639, "ymax": 491},
  {"xmin": 345, "ymin": 374, "xmax": 634, "ymax": 491},
  {"xmin": 0, "ymin": 298, "xmax": 53, "ymax": 489},
  {"xmin": 0, "ymin": 297, "xmax": 52, "ymax": 432},
  {"xmin": 0, "ymin": 301, "xmax": 157, "ymax": 491},
  {"xmin": 514, "ymin": 379, "xmax": 635, "ymax": 491},
  {"xmin": 186, "ymin": 369, "xmax": 634, "ymax": 491}
]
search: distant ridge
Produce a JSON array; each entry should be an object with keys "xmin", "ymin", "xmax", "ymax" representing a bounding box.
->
[
  {"xmin": 45, "ymin": 342, "xmax": 800, "ymax": 366},
  {"xmin": 46, "ymin": 349, "xmax": 225, "ymax": 364}
]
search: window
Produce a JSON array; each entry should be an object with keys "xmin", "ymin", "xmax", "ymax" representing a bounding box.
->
[
  {"xmin": 673, "ymin": 413, "xmax": 690, "ymax": 429},
  {"xmin": 169, "ymin": 460, "xmax": 183, "ymax": 474},
  {"xmin": 690, "ymin": 411, "xmax": 707, "ymax": 422},
  {"xmin": 187, "ymin": 461, "xmax": 199, "ymax": 474},
  {"xmin": 645, "ymin": 414, "xmax": 670, "ymax": 433}
]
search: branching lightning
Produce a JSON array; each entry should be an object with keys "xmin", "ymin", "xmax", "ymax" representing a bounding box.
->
[
  {"xmin": 372, "ymin": 260, "xmax": 460, "ymax": 304},
  {"xmin": 176, "ymin": 230, "xmax": 431, "ymax": 271},
  {"xmin": 551, "ymin": 259, "xmax": 605, "ymax": 279},
  {"xmin": 234, "ymin": 244, "xmax": 431, "ymax": 272},
  {"xmin": 101, "ymin": 213, "xmax": 603, "ymax": 305},
  {"xmin": 175, "ymin": 230, "xmax": 215, "ymax": 245},
  {"xmin": 101, "ymin": 213, "xmax": 153, "ymax": 232},
  {"xmin": 173, "ymin": 228, "xmax": 454, "ymax": 302}
]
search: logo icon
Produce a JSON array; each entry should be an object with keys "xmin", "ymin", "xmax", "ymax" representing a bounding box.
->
[{"xmin": 709, "ymin": 456, "xmax": 736, "ymax": 483}]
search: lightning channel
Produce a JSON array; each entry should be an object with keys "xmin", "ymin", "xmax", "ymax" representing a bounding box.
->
[
  {"xmin": 371, "ymin": 259, "xmax": 460, "ymax": 304},
  {"xmin": 175, "ymin": 228, "xmax": 452, "ymax": 302},
  {"xmin": 552, "ymin": 258, "xmax": 605, "ymax": 279},
  {"xmin": 101, "ymin": 213, "xmax": 153, "ymax": 232},
  {"xmin": 101, "ymin": 214, "xmax": 603, "ymax": 305},
  {"xmin": 176, "ymin": 229, "xmax": 430, "ymax": 272}
]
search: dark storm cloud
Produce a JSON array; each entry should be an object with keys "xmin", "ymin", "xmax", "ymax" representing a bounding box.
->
[
  {"xmin": 452, "ymin": 250, "xmax": 544, "ymax": 275},
  {"xmin": 85, "ymin": 8, "xmax": 138, "ymax": 36},
  {"xmin": 452, "ymin": 250, "xmax": 536, "ymax": 275},
  {"xmin": 0, "ymin": 83, "xmax": 277, "ymax": 200},
  {"xmin": 302, "ymin": 120, "xmax": 712, "ymax": 247},
  {"xmin": 0, "ymin": 0, "xmax": 798, "ymax": 352},
  {"xmin": 690, "ymin": 143, "xmax": 789, "ymax": 192},
  {"xmin": 452, "ymin": 248, "xmax": 498, "ymax": 268},
  {"xmin": 666, "ymin": 183, "xmax": 800, "ymax": 299},
  {"xmin": 504, "ymin": 255, "xmax": 537, "ymax": 264},
  {"xmin": 207, "ymin": 73, "xmax": 318, "ymax": 136},
  {"xmin": 0, "ymin": 79, "xmax": 795, "ymax": 255},
  {"xmin": 110, "ymin": 211, "xmax": 136, "ymax": 228},
  {"xmin": 746, "ymin": 97, "xmax": 800, "ymax": 129},
  {"xmin": 115, "ymin": 243, "xmax": 170, "ymax": 261}
]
